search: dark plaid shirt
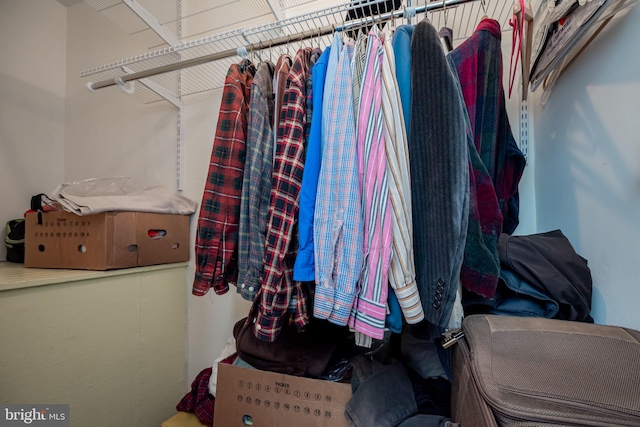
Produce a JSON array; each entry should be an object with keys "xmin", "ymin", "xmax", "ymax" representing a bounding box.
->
[
  {"xmin": 449, "ymin": 19, "xmax": 526, "ymax": 298},
  {"xmin": 176, "ymin": 354, "xmax": 237, "ymax": 426},
  {"xmin": 176, "ymin": 366, "xmax": 215, "ymax": 426},
  {"xmin": 237, "ymin": 61, "xmax": 275, "ymax": 301},
  {"xmin": 193, "ymin": 62, "xmax": 254, "ymax": 296},
  {"xmin": 252, "ymin": 48, "xmax": 312, "ymax": 342}
]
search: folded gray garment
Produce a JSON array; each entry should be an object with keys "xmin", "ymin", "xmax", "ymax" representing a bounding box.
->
[
  {"xmin": 401, "ymin": 330, "xmax": 447, "ymax": 380},
  {"xmin": 52, "ymin": 177, "xmax": 197, "ymax": 216},
  {"xmin": 345, "ymin": 362, "xmax": 417, "ymax": 427},
  {"xmin": 397, "ymin": 415, "xmax": 455, "ymax": 427}
]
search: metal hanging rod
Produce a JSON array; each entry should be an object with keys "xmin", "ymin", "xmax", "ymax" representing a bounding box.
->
[{"xmin": 86, "ymin": 0, "xmax": 480, "ymax": 92}]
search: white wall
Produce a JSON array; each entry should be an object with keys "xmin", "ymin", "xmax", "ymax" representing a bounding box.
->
[
  {"xmin": 502, "ymin": 34, "xmax": 537, "ymax": 237},
  {"xmin": 64, "ymin": 2, "xmax": 253, "ymax": 384},
  {"xmin": 0, "ymin": 0, "xmax": 67, "ymax": 260},
  {"xmin": 0, "ymin": 265, "xmax": 187, "ymax": 427},
  {"xmin": 65, "ymin": 4, "xmax": 177, "ymax": 188},
  {"xmin": 531, "ymin": 5, "xmax": 640, "ymax": 331}
]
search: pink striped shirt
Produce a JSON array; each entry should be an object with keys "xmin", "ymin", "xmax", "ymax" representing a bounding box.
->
[{"xmin": 349, "ymin": 26, "xmax": 392, "ymax": 344}]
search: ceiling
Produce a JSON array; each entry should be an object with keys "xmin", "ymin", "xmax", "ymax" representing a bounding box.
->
[{"xmin": 56, "ymin": 0, "xmax": 84, "ymax": 6}]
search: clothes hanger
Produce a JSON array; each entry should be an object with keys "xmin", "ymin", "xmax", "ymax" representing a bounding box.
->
[
  {"xmin": 545, "ymin": 0, "xmax": 635, "ymax": 90},
  {"xmin": 439, "ymin": 1, "xmax": 454, "ymax": 53},
  {"xmin": 519, "ymin": 0, "xmax": 534, "ymax": 100},
  {"xmin": 439, "ymin": 27, "xmax": 454, "ymax": 52},
  {"xmin": 508, "ymin": 0, "xmax": 533, "ymax": 100},
  {"xmin": 540, "ymin": 3, "xmax": 624, "ymax": 104},
  {"xmin": 258, "ymin": 40, "xmax": 264, "ymax": 64},
  {"xmin": 480, "ymin": 0, "xmax": 489, "ymax": 21}
]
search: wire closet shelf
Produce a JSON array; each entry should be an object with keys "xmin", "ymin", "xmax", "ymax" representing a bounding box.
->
[{"xmin": 80, "ymin": 0, "xmax": 514, "ymax": 104}]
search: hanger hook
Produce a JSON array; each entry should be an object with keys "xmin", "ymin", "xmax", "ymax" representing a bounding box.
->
[
  {"xmin": 304, "ymin": 18, "xmax": 312, "ymax": 48},
  {"xmin": 443, "ymin": 0, "xmax": 448, "ymax": 26},
  {"xmin": 114, "ymin": 77, "xmax": 135, "ymax": 94}
]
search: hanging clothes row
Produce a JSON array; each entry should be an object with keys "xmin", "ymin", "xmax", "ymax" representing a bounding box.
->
[{"xmin": 192, "ymin": 16, "xmax": 526, "ymax": 345}]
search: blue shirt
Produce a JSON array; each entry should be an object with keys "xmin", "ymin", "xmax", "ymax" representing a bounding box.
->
[
  {"xmin": 392, "ymin": 25, "xmax": 414, "ymax": 136},
  {"xmin": 293, "ymin": 47, "xmax": 331, "ymax": 281}
]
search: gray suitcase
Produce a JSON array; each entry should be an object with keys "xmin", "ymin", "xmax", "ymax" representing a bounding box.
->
[{"xmin": 451, "ymin": 315, "xmax": 640, "ymax": 426}]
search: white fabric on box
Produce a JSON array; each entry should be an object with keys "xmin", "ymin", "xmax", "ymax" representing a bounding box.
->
[
  {"xmin": 209, "ymin": 336, "xmax": 237, "ymax": 397},
  {"xmin": 52, "ymin": 177, "xmax": 197, "ymax": 216}
]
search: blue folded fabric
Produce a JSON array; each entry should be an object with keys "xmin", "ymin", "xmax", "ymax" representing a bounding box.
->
[{"xmin": 463, "ymin": 269, "xmax": 559, "ymax": 318}]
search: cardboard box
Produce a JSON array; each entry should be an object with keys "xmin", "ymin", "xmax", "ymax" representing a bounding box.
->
[
  {"xmin": 161, "ymin": 412, "xmax": 203, "ymax": 427},
  {"xmin": 24, "ymin": 211, "xmax": 189, "ymax": 270},
  {"xmin": 214, "ymin": 364, "xmax": 352, "ymax": 427}
]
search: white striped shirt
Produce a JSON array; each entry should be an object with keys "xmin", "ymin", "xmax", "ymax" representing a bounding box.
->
[{"xmin": 381, "ymin": 32, "xmax": 425, "ymax": 324}]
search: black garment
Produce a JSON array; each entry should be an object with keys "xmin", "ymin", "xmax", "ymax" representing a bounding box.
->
[
  {"xmin": 498, "ymin": 230, "xmax": 593, "ymax": 322},
  {"xmin": 233, "ymin": 316, "xmax": 351, "ymax": 378},
  {"xmin": 408, "ymin": 20, "xmax": 470, "ymax": 339},
  {"xmin": 406, "ymin": 367, "xmax": 451, "ymax": 417}
]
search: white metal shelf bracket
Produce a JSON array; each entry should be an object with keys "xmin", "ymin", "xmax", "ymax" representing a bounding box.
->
[
  {"xmin": 520, "ymin": 100, "xmax": 529, "ymax": 162},
  {"xmin": 121, "ymin": 66, "xmax": 183, "ymax": 108},
  {"xmin": 266, "ymin": 0, "xmax": 283, "ymax": 20},
  {"xmin": 177, "ymin": 104, "xmax": 184, "ymax": 191},
  {"xmin": 122, "ymin": 0, "xmax": 180, "ymax": 46}
]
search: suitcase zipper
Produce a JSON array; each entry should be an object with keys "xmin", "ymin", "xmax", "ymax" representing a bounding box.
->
[{"xmin": 442, "ymin": 329, "xmax": 465, "ymax": 349}]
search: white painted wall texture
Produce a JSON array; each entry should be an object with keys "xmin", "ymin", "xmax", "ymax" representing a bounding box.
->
[
  {"xmin": 531, "ymin": 5, "xmax": 640, "ymax": 331},
  {"xmin": 0, "ymin": 0, "xmax": 67, "ymax": 261}
]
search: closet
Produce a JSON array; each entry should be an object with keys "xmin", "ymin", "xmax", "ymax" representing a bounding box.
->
[{"xmin": 1, "ymin": 0, "xmax": 639, "ymax": 425}]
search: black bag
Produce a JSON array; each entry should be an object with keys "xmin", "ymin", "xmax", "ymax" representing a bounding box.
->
[{"xmin": 5, "ymin": 219, "xmax": 25, "ymax": 263}]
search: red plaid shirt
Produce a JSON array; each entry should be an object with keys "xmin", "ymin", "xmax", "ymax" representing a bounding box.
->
[
  {"xmin": 193, "ymin": 61, "xmax": 255, "ymax": 296},
  {"xmin": 252, "ymin": 48, "xmax": 312, "ymax": 342}
]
